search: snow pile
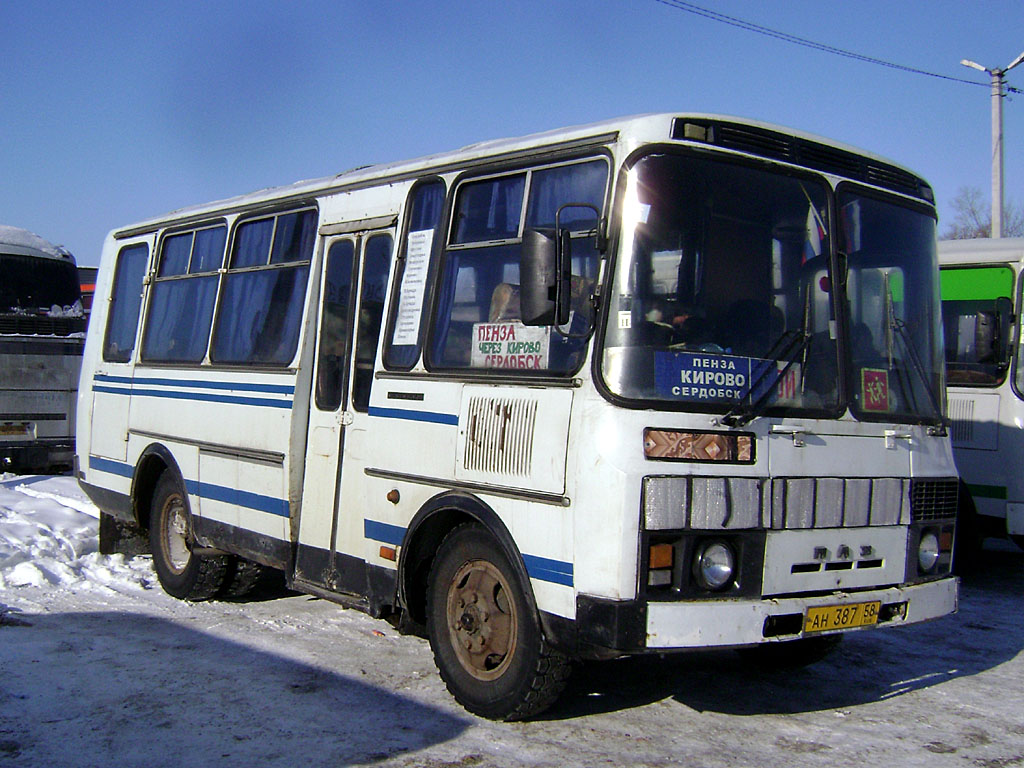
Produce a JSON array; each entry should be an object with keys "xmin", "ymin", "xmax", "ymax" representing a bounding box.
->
[
  {"xmin": 45, "ymin": 298, "xmax": 86, "ymax": 318},
  {"xmin": 0, "ymin": 474, "xmax": 152, "ymax": 592}
]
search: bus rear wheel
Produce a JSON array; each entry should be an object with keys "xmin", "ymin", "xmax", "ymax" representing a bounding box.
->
[
  {"xmin": 149, "ymin": 472, "xmax": 228, "ymax": 601},
  {"xmin": 426, "ymin": 524, "xmax": 570, "ymax": 720}
]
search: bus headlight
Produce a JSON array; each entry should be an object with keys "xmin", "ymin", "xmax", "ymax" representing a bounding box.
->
[
  {"xmin": 693, "ymin": 541, "xmax": 735, "ymax": 590},
  {"xmin": 917, "ymin": 530, "xmax": 940, "ymax": 573}
]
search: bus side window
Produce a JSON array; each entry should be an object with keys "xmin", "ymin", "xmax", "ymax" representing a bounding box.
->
[
  {"xmin": 211, "ymin": 209, "xmax": 315, "ymax": 366},
  {"xmin": 142, "ymin": 225, "xmax": 226, "ymax": 364},
  {"xmin": 315, "ymin": 240, "xmax": 356, "ymax": 411},
  {"xmin": 102, "ymin": 243, "xmax": 149, "ymax": 363},
  {"xmin": 384, "ymin": 179, "xmax": 445, "ymax": 370},
  {"xmin": 353, "ymin": 234, "xmax": 393, "ymax": 411}
]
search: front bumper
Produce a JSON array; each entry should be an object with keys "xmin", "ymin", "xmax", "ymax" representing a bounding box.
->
[{"xmin": 645, "ymin": 576, "xmax": 958, "ymax": 649}]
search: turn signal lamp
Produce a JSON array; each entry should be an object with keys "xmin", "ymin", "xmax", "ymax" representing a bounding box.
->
[{"xmin": 648, "ymin": 543, "xmax": 674, "ymax": 587}]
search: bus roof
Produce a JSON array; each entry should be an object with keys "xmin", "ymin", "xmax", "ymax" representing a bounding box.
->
[
  {"xmin": 938, "ymin": 237, "xmax": 1024, "ymax": 266},
  {"xmin": 113, "ymin": 112, "xmax": 930, "ymax": 239},
  {"xmin": 0, "ymin": 226, "xmax": 73, "ymax": 261}
]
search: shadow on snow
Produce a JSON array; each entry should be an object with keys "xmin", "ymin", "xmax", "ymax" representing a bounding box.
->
[
  {"xmin": 541, "ymin": 542, "xmax": 1024, "ymax": 720},
  {"xmin": 0, "ymin": 609, "xmax": 469, "ymax": 766}
]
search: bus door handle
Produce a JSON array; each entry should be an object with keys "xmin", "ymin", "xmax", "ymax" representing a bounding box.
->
[
  {"xmin": 771, "ymin": 425, "xmax": 807, "ymax": 447},
  {"xmin": 341, "ymin": 411, "xmax": 354, "ymax": 426},
  {"xmin": 883, "ymin": 430, "xmax": 912, "ymax": 449}
]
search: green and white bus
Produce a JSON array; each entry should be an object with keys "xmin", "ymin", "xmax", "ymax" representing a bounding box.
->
[{"xmin": 939, "ymin": 237, "xmax": 1024, "ymax": 554}]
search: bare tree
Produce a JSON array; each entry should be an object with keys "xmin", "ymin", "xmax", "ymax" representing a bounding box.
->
[{"xmin": 943, "ymin": 186, "xmax": 1024, "ymax": 239}]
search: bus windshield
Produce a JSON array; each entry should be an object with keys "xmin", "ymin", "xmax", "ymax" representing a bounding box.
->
[
  {"xmin": 838, "ymin": 190, "xmax": 944, "ymax": 422},
  {"xmin": 600, "ymin": 152, "xmax": 944, "ymax": 424},
  {"xmin": 0, "ymin": 253, "xmax": 83, "ymax": 315},
  {"xmin": 601, "ymin": 152, "xmax": 840, "ymax": 417}
]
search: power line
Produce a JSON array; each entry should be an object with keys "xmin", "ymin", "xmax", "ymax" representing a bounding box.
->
[{"xmin": 654, "ymin": 0, "xmax": 1021, "ymax": 93}]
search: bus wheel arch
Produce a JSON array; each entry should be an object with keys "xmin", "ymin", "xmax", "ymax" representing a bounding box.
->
[
  {"xmin": 398, "ymin": 492, "xmax": 532, "ymax": 632},
  {"xmin": 130, "ymin": 444, "xmax": 180, "ymax": 533}
]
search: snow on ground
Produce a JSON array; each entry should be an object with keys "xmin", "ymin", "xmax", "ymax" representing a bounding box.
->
[
  {"xmin": 2, "ymin": 474, "xmax": 1024, "ymax": 768},
  {"xmin": 0, "ymin": 475, "xmax": 149, "ymax": 594}
]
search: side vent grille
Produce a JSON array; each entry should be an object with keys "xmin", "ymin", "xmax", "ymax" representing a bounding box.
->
[
  {"xmin": 948, "ymin": 398, "xmax": 975, "ymax": 445},
  {"xmin": 463, "ymin": 396, "xmax": 538, "ymax": 478},
  {"xmin": 910, "ymin": 479, "xmax": 959, "ymax": 522}
]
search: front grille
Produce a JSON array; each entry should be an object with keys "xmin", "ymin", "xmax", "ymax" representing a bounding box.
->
[{"xmin": 910, "ymin": 479, "xmax": 959, "ymax": 522}]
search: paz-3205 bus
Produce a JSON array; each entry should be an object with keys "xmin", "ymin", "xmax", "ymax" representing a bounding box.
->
[{"xmin": 76, "ymin": 114, "xmax": 958, "ymax": 719}]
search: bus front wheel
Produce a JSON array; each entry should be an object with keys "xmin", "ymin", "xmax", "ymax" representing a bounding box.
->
[
  {"xmin": 149, "ymin": 472, "xmax": 228, "ymax": 601},
  {"xmin": 426, "ymin": 524, "xmax": 570, "ymax": 720}
]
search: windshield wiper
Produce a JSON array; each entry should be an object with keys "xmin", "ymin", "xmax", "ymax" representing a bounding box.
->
[
  {"xmin": 882, "ymin": 273, "xmax": 944, "ymax": 422},
  {"xmin": 718, "ymin": 329, "xmax": 811, "ymax": 428},
  {"xmin": 889, "ymin": 316, "xmax": 945, "ymax": 423}
]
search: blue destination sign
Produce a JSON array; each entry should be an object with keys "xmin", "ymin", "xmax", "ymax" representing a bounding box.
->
[{"xmin": 654, "ymin": 351, "xmax": 777, "ymax": 403}]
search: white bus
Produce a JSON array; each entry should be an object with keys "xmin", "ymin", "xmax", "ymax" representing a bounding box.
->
[
  {"xmin": 1, "ymin": 226, "xmax": 85, "ymax": 473},
  {"xmin": 938, "ymin": 238, "xmax": 1024, "ymax": 555},
  {"xmin": 77, "ymin": 114, "xmax": 959, "ymax": 719}
]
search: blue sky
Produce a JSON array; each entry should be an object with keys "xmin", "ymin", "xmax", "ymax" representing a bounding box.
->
[{"xmin": 3, "ymin": 0, "xmax": 1023, "ymax": 265}]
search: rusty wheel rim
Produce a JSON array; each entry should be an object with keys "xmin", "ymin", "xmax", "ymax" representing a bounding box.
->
[
  {"xmin": 161, "ymin": 493, "xmax": 191, "ymax": 575},
  {"xmin": 445, "ymin": 558, "xmax": 517, "ymax": 681}
]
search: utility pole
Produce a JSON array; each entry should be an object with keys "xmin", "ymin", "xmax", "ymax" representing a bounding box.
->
[{"xmin": 961, "ymin": 51, "xmax": 1024, "ymax": 238}]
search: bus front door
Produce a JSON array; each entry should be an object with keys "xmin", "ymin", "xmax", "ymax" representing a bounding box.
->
[{"xmin": 295, "ymin": 236, "xmax": 358, "ymax": 589}]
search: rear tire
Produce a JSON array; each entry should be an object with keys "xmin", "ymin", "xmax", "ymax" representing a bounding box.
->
[
  {"xmin": 426, "ymin": 524, "xmax": 570, "ymax": 720},
  {"xmin": 149, "ymin": 472, "xmax": 228, "ymax": 601},
  {"xmin": 219, "ymin": 557, "xmax": 268, "ymax": 598}
]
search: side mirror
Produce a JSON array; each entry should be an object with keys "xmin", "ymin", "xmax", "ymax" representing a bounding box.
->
[
  {"xmin": 520, "ymin": 203, "xmax": 601, "ymax": 327},
  {"xmin": 973, "ymin": 300, "xmax": 1014, "ymax": 365},
  {"xmin": 520, "ymin": 229, "xmax": 570, "ymax": 326}
]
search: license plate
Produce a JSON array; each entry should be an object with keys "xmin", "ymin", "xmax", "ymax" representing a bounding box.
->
[
  {"xmin": 0, "ymin": 423, "xmax": 29, "ymax": 436},
  {"xmin": 804, "ymin": 601, "xmax": 881, "ymax": 633}
]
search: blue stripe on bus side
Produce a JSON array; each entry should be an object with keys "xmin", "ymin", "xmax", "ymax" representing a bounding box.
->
[
  {"xmin": 367, "ymin": 406, "xmax": 458, "ymax": 426},
  {"xmin": 88, "ymin": 455, "xmax": 134, "ymax": 478},
  {"xmin": 186, "ymin": 480, "xmax": 289, "ymax": 518},
  {"xmin": 127, "ymin": 387, "xmax": 293, "ymax": 409},
  {"xmin": 364, "ymin": 519, "xmax": 406, "ymax": 546},
  {"xmin": 87, "ymin": 456, "xmax": 288, "ymax": 518},
  {"xmin": 94, "ymin": 374, "xmax": 294, "ymax": 395},
  {"xmin": 93, "ymin": 385, "xmax": 132, "ymax": 396},
  {"xmin": 522, "ymin": 553, "xmax": 574, "ymax": 587},
  {"xmin": 362, "ymin": 518, "xmax": 574, "ymax": 587},
  {"xmin": 93, "ymin": 374, "xmax": 294, "ymax": 408}
]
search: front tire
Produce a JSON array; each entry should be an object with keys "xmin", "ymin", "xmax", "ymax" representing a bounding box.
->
[
  {"xmin": 149, "ymin": 472, "xmax": 228, "ymax": 601},
  {"xmin": 426, "ymin": 524, "xmax": 570, "ymax": 720}
]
